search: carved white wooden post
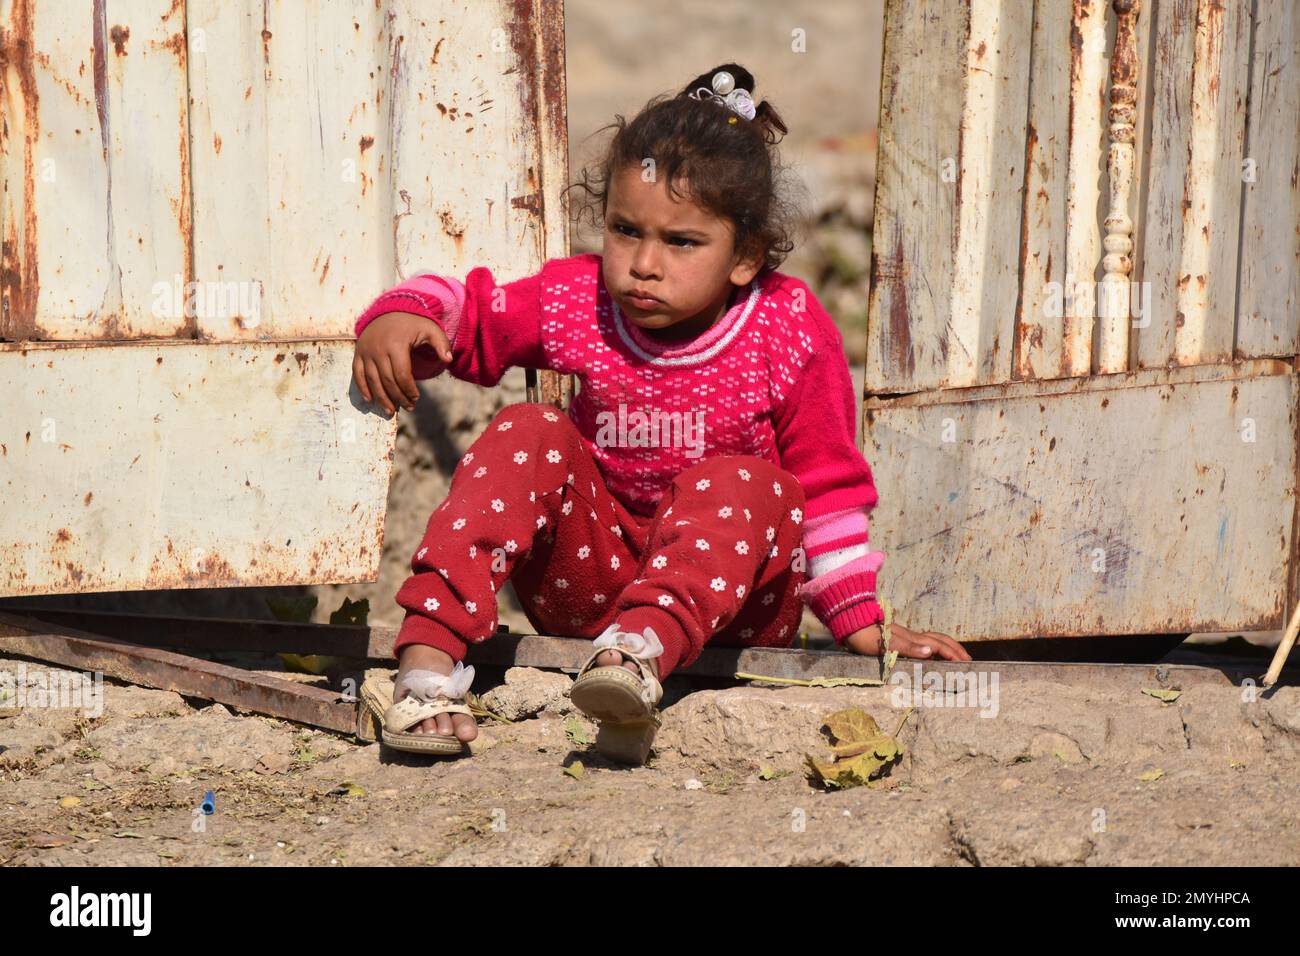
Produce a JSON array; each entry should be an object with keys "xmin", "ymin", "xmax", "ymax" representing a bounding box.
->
[{"xmin": 1097, "ymin": 0, "xmax": 1141, "ymax": 373}]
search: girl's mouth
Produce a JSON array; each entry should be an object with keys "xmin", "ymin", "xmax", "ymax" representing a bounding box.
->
[{"xmin": 625, "ymin": 291, "xmax": 663, "ymax": 310}]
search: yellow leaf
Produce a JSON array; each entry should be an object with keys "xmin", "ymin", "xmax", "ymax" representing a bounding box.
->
[
  {"xmin": 58, "ymin": 796, "xmax": 81, "ymax": 809},
  {"xmin": 563, "ymin": 761, "xmax": 585, "ymax": 780},
  {"xmin": 1141, "ymin": 688, "xmax": 1182, "ymax": 703},
  {"xmin": 1138, "ymin": 768, "xmax": 1164, "ymax": 782},
  {"xmin": 804, "ymin": 707, "xmax": 906, "ymax": 790}
]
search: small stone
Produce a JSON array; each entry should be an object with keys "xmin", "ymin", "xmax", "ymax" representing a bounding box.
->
[
  {"xmin": 684, "ymin": 778, "xmax": 704, "ymax": 790},
  {"xmin": 481, "ymin": 667, "xmax": 573, "ymax": 721}
]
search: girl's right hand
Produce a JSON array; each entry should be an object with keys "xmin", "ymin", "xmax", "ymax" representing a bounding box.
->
[{"xmin": 352, "ymin": 311, "xmax": 453, "ymax": 415}]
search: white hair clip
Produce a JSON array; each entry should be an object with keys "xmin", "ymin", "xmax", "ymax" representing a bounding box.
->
[{"xmin": 688, "ymin": 70, "xmax": 757, "ymax": 122}]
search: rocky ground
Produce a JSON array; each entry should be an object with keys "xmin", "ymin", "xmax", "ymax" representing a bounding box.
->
[{"xmin": 3, "ymin": 657, "xmax": 1297, "ymax": 866}]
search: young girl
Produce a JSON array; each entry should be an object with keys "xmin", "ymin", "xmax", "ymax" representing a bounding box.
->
[{"xmin": 352, "ymin": 63, "xmax": 970, "ymax": 764}]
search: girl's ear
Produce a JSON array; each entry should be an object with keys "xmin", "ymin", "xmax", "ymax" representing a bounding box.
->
[{"xmin": 728, "ymin": 246, "xmax": 765, "ymax": 286}]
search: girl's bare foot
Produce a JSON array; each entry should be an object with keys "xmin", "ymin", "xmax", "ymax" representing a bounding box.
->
[{"xmin": 395, "ymin": 644, "xmax": 478, "ymax": 742}]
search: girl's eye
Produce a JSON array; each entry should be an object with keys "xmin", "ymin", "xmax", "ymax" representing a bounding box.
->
[
  {"xmin": 668, "ymin": 236, "xmax": 696, "ymax": 248},
  {"xmin": 612, "ymin": 223, "xmax": 636, "ymax": 237}
]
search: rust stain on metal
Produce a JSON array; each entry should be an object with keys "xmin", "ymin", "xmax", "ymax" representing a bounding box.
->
[
  {"xmin": 510, "ymin": 191, "xmax": 541, "ymax": 215},
  {"xmin": 359, "ymin": 134, "xmax": 374, "ymax": 153},
  {"xmin": 0, "ymin": 0, "xmax": 41, "ymax": 340},
  {"xmin": 293, "ymin": 351, "xmax": 309, "ymax": 374},
  {"xmin": 108, "ymin": 23, "xmax": 128, "ymax": 55},
  {"xmin": 879, "ymin": 227, "xmax": 916, "ymax": 381}
]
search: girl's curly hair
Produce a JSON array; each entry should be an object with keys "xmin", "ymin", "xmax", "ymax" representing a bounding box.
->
[{"xmin": 566, "ymin": 63, "xmax": 804, "ymax": 273}]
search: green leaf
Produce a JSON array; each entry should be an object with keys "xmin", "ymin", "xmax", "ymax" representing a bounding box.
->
[
  {"xmin": 806, "ymin": 676, "xmax": 886, "ymax": 688},
  {"xmin": 564, "ymin": 717, "xmax": 592, "ymax": 746},
  {"xmin": 758, "ymin": 766, "xmax": 792, "ymax": 781},
  {"xmin": 1141, "ymin": 688, "xmax": 1182, "ymax": 703}
]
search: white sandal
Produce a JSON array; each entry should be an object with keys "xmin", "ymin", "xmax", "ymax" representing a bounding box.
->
[
  {"xmin": 359, "ymin": 663, "xmax": 476, "ymax": 755},
  {"xmin": 568, "ymin": 625, "xmax": 664, "ymax": 765}
]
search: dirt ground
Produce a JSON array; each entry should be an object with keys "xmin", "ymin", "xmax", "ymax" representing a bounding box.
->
[{"xmin": 3, "ymin": 655, "xmax": 1297, "ymax": 866}]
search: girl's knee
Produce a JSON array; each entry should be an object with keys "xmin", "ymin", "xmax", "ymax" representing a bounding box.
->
[
  {"xmin": 483, "ymin": 402, "xmax": 579, "ymax": 444},
  {"xmin": 676, "ymin": 455, "xmax": 804, "ymax": 507}
]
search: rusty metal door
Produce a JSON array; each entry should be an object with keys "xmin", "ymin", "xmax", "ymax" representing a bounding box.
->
[
  {"xmin": 0, "ymin": 0, "xmax": 568, "ymax": 596},
  {"xmin": 863, "ymin": 0, "xmax": 1299, "ymax": 641}
]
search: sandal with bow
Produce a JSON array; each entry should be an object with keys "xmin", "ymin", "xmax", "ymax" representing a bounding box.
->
[
  {"xmin": 567, "ymin": 624, "xmax": 664, "ymax": 765},
  {"xmin": 359, "ymin": 662, "xmax": 476, "ymax": 755}
]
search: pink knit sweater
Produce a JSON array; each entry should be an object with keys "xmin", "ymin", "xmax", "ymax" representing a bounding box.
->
[{"xmin": 355, "ymin": 253, "xmax": 886, "ymax": 641}]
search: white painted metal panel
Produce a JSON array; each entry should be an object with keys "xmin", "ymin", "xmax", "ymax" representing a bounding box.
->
[
  {"xmin": 863, "ymin": 362, "xmax": 1294, "ymax": 640},
  {"xmin": 0, "ymin": 0, "xmax": 191, "ymax": 340},
  {"xmin": 1236, "ymin": 1, "xmax": 1300, "ymax": 360},
  {"xmin": 0, "ymin": 0, "xmax": 569, "ymax": 596},
  {"xmin": 0, "ymin": 341, "xmax": 394, "ymax": 596}
]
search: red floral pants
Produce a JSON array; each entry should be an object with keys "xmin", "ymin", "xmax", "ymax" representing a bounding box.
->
[{"xmin": 393, "ymin": 403, "xmax": 808, "ymax": 678}]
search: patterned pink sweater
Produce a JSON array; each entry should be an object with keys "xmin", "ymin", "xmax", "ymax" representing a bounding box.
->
[{"xmin": 355, "ymin": 253, "xmax": 887, "ymax": 641}]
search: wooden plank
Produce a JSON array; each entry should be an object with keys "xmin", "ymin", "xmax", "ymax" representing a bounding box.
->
[
  {"xmin": 868, "ymin": 0, "xmax": 1032, "ymax": 393},
  {"xmin": 867, "ymin": 0, "xmax": 968, "ymax": 393},
  {"xmin": 1096, "ymin": 0, "xmax": 1144, "ymax": 374},
  {"xmin": 1138, "ymin": 0, "xmax": 1196, "ymax": 368},
  {"xmin": 948, "ymin": 0, "xmax": 1034, "ymax": 386},
  {"xmin": 1138, "ymin": 0, "xmax": 1251, "ymax": 368},
  {"xmin": 0, "ymin": 340, "xmax": 395, "ymax": 596},
  {"xmin": 862, "ymin": 363, "xmax": 1295, "ymax": 640},
  {"xmin": 1015, "ymin": 0, "xmax": 1074, "ymax": 382},
  {"xmin": 1061, "ymin": 0, "xmax": 1110, "ymax": 376},
  {"xmin": 0, "ymin": 612, "xmax": 358, "ymax": 733},
  {"xmin": 0, "ymin": 608, "xmax": 1243, "ymax": 688},
  {"xmin": 0, "ymin": 0, "xmax": 191, "ymax": 340},
  {"xmin": 1126, "ymin": 0, "xmax": 1157, "ymax": 365},
  {"xmin": 1236, "ymin": 1, "xmax": 1300, "ymax": 359}
]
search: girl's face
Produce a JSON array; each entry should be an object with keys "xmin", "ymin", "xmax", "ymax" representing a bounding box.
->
[{"xmin": 602, "ymin": 163, "xmax": 763, "ymax": 339}]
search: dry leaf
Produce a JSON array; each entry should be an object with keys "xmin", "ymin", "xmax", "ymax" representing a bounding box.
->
[
  {"xmin": 1141, "ymin": 688, "xmax": 1182, "ymax": 703},
  {"xmin": 563, "ymin": 761, "xmax": 585, "ymax": 780},
  {"xmin": 1138, "ymin": 768, "xmax": 1165, "ymax": 782},
  {"xmin": 804, "ymin": 707, "xmax": 906, "ymax": 790},
  {"xmin": 31, "ymin": 833, "xmax": 75, "ymax": 849},
  {"xmin": 58, "ymin": 796, "xmax": 81, "ymax": 809}
]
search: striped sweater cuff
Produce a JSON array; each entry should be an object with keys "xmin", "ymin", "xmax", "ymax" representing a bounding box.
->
[
  {"xmin": 353, "ymin": 275, "xmax": 467, "ymax": 347},
  {"xmin": 799, "ymin": 556, "xmax": 885, "ymax": 644}
]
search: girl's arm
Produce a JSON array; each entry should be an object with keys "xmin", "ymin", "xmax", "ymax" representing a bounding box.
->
[
  {"xmin": 354, "ymin": 265, "xmax": 547, "ymax": 386},
  {"xmin": 772, "ymin": 311, "xmax": 887, "ymax": 645}
]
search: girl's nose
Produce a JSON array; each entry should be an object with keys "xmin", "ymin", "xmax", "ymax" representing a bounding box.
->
[{"xmin": 630, "ymin": 243, "xmax": 662, "ymax": 279}]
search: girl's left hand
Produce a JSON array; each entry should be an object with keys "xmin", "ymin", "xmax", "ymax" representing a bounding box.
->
[{"xmin": 843, "ymin": 621, "xmax": 972, "ymax": 662}]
